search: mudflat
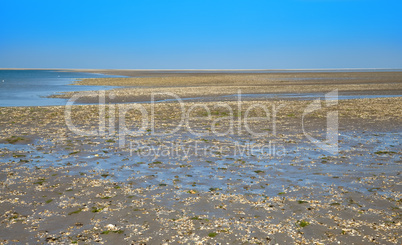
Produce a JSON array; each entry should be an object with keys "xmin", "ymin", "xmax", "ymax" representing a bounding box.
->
[
  {"xmin": 0, "ymin": 70, "xmax": 401, "ymax": 244},
  {"xmin": 52, "ymin": 70, "xmax": 402, "ymax": 104}
]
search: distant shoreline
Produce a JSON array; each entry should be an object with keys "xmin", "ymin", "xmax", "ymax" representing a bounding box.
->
[{"xmin": 1, "ymin": 68, "xmax": 402, "ymax": 72}]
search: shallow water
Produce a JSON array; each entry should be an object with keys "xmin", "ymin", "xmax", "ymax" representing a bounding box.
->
[
  {"xmin": 1, "ymin": 130, "xmax": 400, "ymax": 199},
  {"xmin": 0, "ymin": 70, "xmax": 124, "ymax": 107}
]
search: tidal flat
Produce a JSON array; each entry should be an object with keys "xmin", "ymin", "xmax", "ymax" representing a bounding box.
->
[
  {"xmin": 0, "ymin": 71, "xmax": 401, "ymax": 244},
  {"xmin": 51, "ymin": 70, "xmax": 402, "ymax": 104}
]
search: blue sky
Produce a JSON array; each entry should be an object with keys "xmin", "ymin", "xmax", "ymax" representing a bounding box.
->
[{"xmin": 1, "ymin": 0, "xmax": 401, "ymax": 69}]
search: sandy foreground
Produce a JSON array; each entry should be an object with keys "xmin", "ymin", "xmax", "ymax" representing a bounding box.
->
[{"xmin": 1, "ymin": 71, "xmax": 402, "ymax": 244}]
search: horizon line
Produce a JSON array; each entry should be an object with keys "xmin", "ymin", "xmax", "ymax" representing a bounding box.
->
[{"xmin": 1, "ymin": 67, "xmax": 402, "ymax": 71}]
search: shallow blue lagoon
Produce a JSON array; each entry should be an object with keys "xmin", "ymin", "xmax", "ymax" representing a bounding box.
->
[{"xmin": 0, "ymin": 70, "xmax": 124, "ymax": 107}]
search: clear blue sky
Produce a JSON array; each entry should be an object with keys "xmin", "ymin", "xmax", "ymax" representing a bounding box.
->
[{"xmin": 1, "ymin": 0, "xmax": 401, "ymax": 69}]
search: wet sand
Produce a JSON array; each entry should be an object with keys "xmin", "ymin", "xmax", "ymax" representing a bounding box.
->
[{"xmin": 0, "ymin": 71, "xmax": 401, "ymax": 244}]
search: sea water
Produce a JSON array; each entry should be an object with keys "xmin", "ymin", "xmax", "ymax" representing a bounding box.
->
[{"xmin": 0, "ymin": 70, "xmax": 124, "ymax": 107}]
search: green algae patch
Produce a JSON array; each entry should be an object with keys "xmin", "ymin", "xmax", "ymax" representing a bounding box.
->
[{"xmin": 208, "ymin": 232, "xmax": 217, "ymax": 237}]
